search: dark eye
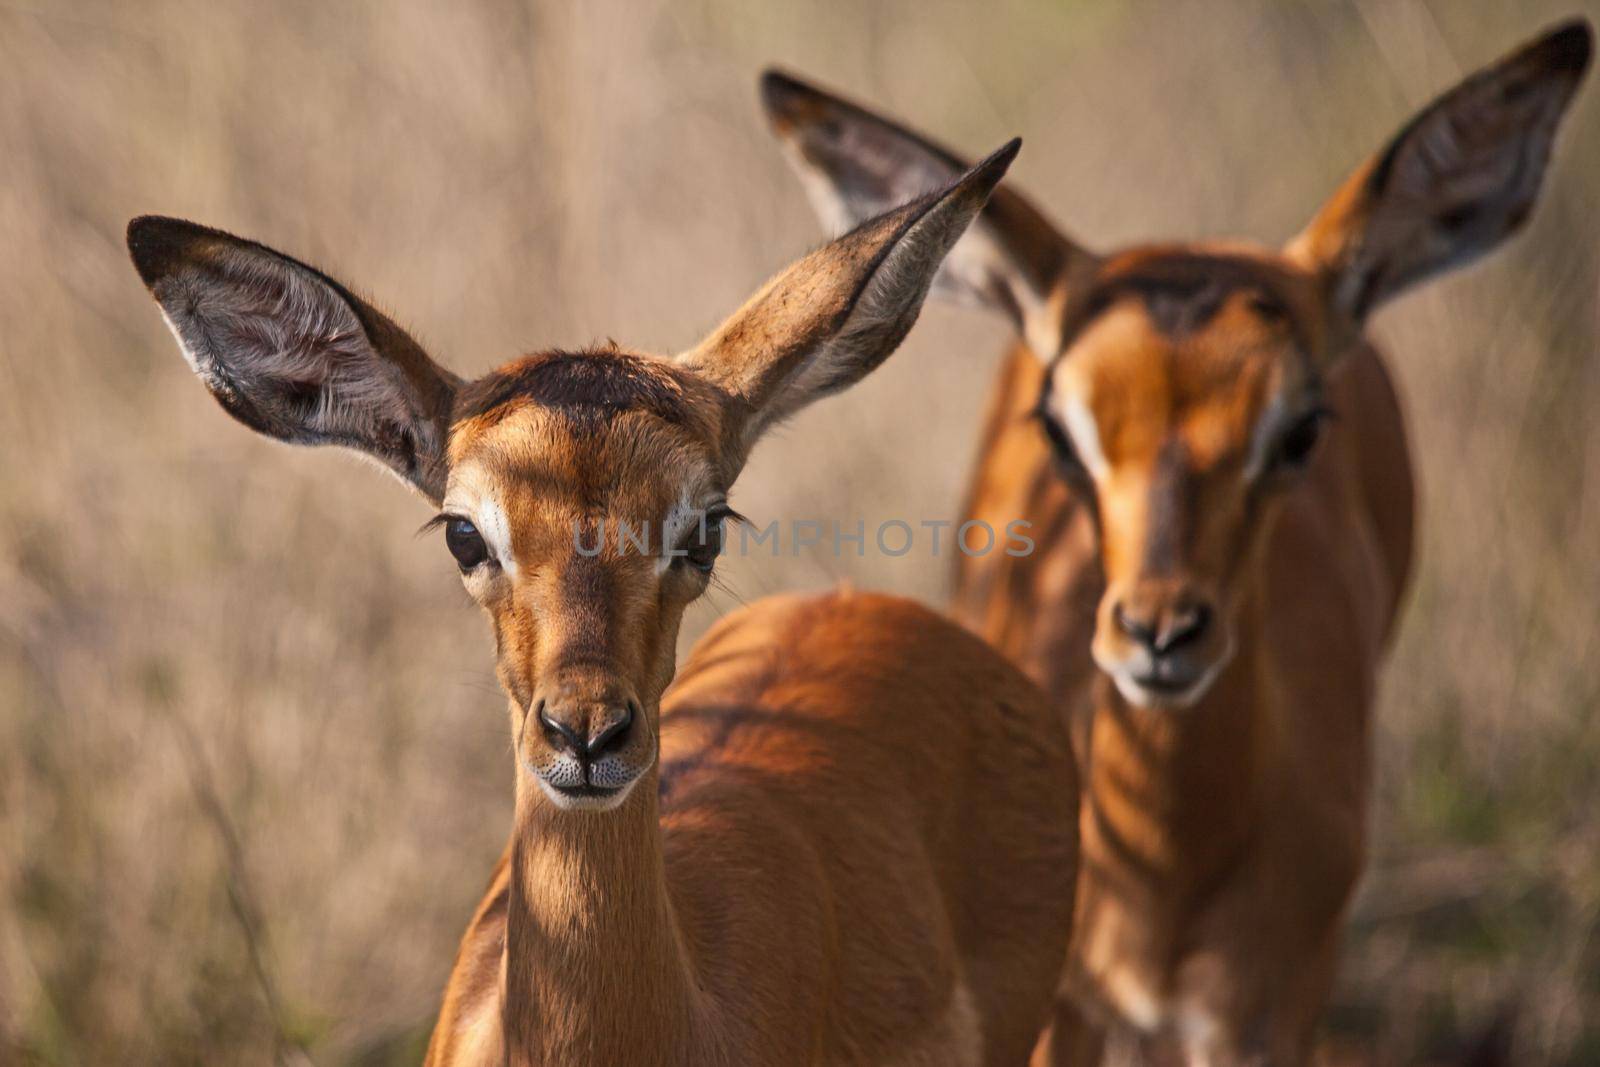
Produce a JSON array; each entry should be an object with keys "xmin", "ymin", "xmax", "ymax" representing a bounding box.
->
[
  {"xmin": 1275, "ymin": 410, "xmax": 1327, "ymax": 469},
  {"xmin": 444, "ymin": 517, "xmax": 490, "ymax": 570},
  {"xmin": 678, "ymin": 508, "xmax": 728, "ymax": 574}
]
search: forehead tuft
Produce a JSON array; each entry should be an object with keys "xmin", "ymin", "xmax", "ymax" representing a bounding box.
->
[
  {"xmin": 444, "ymin": 349, "xmax": 720, "ymax": 520},
  {"xmin": 455, "ymin": 347, "xmax": 700, "ymax": 429}
]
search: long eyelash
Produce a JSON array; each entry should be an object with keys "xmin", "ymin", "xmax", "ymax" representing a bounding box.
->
[
  {"xmin": 707, "ymin": 569, "xmax": 748, "ymax": 608},
  {"xmin": 416, "ymin": 513, "xmax": 456, "ymax": 538}
]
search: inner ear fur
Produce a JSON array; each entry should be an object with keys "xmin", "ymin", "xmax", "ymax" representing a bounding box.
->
[
  {"xmin": 128, "ymin": 216, "xmax": 461, "ymax": 501},
  {"xmin": 761, "ymin": 69, "xmax": 1096, "ymax": 358},
  {"xmin": 1288, "ymin": 20, "xmax": 1592, "ymax": 321},
  {"xmin": 680, "ymin": 139, "xmax": 1021, "ymax": 463}
]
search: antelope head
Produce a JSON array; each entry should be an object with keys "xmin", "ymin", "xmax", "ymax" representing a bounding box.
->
[
  {"xmin": 129, "ymin": 140, "xmax": 1017, "ymax": 805},
  {"xmin": 763, "ymin": 20, "xmax": 1591, "ymax": 709}
]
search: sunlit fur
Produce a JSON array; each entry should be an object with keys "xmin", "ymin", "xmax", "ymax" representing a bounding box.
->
[
  {"xmin": 444, "ymin": 350, "xmax": 729, "ymax": 812},
  {"xmin": 429, "ymin": 590, "xmax": 1077, "ymax": 1067},
  {"xmin": 1014, "ymin": 248, "xmax": 1410, "ymax": 1066},
  {"xmin": 429, "ymin": 349, "xmax": 1085, "ymax": 1064},
  {"xmin": 764, "ymin": 20, "xmax": 1589, "ymax": 1065}
]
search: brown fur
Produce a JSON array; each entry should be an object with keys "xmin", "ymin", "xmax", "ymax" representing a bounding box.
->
[
  {"xmin": 954, "ymin": 246, "xmax": 1415, "ymax": 1066},
  {"xmin": 763, "ymin": 21, "xmax": 1589, "ymax": 1065},
  {"xmin": 428, "ymin": 589, "xmax": 1078, "ymax": 1066},
  {"xmin": 131, "ymin": 141, "xmax": 1081, "ymax": 1066}
]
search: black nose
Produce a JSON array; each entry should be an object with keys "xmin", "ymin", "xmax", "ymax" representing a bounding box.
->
[
  {"xmin": 537, "ymin": 700, "xmax": 636, "ymax": 760},
  {"xmin": 1113, "ymin": 601, "xmax": 1212, "ymax": 655}
]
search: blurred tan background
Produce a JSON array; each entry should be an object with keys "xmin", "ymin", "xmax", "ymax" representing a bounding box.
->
[{"xmin": 1, "ymin": 0, "xmax": 1597, "ymax": 1063}]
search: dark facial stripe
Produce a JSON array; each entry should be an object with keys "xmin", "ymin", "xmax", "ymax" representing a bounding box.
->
[
  {"xmin": 1142, "ymin": 438, "xmax": 1193, "ymax": 577},
  {"xmin": 1055, "ymin": 251, "xmax": 1314, "ymax": 353},
  {"xmin": 555, "ymin": 554, "xmax": 619, "ymax": 669}
]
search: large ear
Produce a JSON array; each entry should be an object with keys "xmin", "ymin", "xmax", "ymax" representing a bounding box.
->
[
  {"xmin": 127, "ymin": 217, "xmax": 461, "ymax": 502},
  {"xmin": 761, "ymin": 70, "xmax": 1095, "ymax": 359},
  {"xmin": 1288, "ymin": 20, "xmax": 1592, "ymax": 322},
  {"xmin": 680, "ymin": 140, "xmax": 1019, "ymax": 460}
]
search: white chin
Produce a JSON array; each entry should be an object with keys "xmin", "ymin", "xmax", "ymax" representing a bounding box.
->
[
  {"xmin": 1110, "ymin": 670, "xmax": 1211, "ymax": 710},
  {"xmin": 528, "ymin": 769, "xmax": 640, "ymax": 812}
]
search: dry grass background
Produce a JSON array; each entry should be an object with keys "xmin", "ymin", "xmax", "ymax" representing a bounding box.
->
[{"xmin": 1, "ymin": 0, "xmax": 1597, "ymax": 1063}]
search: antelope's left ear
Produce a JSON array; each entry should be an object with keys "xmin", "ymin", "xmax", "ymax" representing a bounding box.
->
[
  {"xmin": 127, "ymin": 216, "xmax": 461, "ymax": 502},
  {"xmin": 1287, "ymin": 19, "xmax": 1591, "ymax": 321},
  {"xmin": 679, "ymin": 139, "xmax": 1018, "ymax": 466}
]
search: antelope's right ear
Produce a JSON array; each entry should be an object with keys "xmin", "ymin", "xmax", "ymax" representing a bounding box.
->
[
  {"xmin": 127, "ymin": 217, "xmax": 461, "ymax": 503},
  {"xmin": 760, "ymin": 69, "xmax": 1095, "ymax": 359}
]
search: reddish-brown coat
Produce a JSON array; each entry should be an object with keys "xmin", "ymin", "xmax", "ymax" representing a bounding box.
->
[{"xmin": 763, "ymin": 20, "xmax": 1589, "ymax": 1064}]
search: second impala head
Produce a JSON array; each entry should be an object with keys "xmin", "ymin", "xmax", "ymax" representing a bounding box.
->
[
  {"xmin": 127, "ymin": 139, "xmax": 1018, "ymax": 810},
  {"xmin": 761, "ymin": 21, "xmax": 1592, "ymax": 711},
  {"xmin": 1036, "ymin": 262, "xmax": 1326, "ymax": 711}
]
